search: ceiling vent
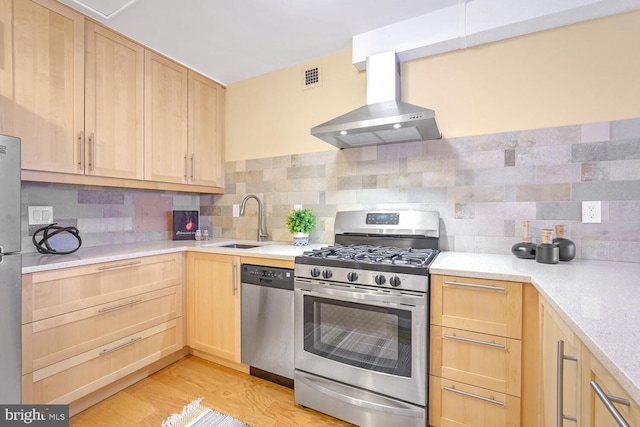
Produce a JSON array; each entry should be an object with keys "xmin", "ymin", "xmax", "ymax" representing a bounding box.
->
[{"xmin": 71, "ymin": 0, "xmax": 138, "ymax": 18}]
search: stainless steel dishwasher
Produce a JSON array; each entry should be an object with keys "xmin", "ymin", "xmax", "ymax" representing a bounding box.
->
[{"xmin": 241, "ymin": 263, "xmax": 294, "ymax": 388}]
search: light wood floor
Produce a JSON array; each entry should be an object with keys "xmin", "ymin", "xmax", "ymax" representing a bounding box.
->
[{"xmin": 70, "ymin": 355, "xmax": 353, "ymax": 427}]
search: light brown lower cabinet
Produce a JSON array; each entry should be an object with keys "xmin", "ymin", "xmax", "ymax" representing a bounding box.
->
[
  {"xmin": 21, "ymin": 253, "xmax": 186, "ymax": 411},
  {"xmin": 581, "ymin": 345, "xmax": 640, "ymax": 427},
  {"xmin": 429, "ymin": 275, "xmax": 538, "ymax": 427},
  {"xmin": 22, "ymin": 318, "xmax": 183, "ymax": 404}
]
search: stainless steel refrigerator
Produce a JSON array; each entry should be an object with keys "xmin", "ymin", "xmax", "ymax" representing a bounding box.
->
[{"xmin": 0, "ymin": 134, "xmax": 22, "ymax": 403}]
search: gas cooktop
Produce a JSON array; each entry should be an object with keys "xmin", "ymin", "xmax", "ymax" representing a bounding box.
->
[{"xmin": 298, "ymin": 244, "xmax": 438, "ymax": 268}]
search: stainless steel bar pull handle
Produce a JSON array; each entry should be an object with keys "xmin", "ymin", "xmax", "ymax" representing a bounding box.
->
[
  {"xmin": 232, "ymin": 260, "xmax": 238, "ymax": 296},
  {"xmin": 184, "ymin": 153, "xmax": 188, "ymax": 179},
  {"xmin": 557, "ymin": 339, "xmax": 578, "ymax": 426},
  {"xmin": 78, "ymin": 131, "xmax": 85, "ymax": 170},
  {"xmin": 99, "ymin": 336, "xmax": 142, "ymax": 356},
  {"xmin": 98, "ymin": 299, "xmax": 142, "ymax": 313},
  {"xmin": 190, "ymin": 154, "xmax": 195, "ymax": 180},
  {"xmin": 590, "ymin": 381, "xmax": 630, "ymax": 427},
  {"xmin": 444, "ymin": 333, "xmax": 506, "ymax": 349},
  {"xmin": 89, "ymin": 132, "xmax": 95, "ymax": 171},
  {"xmin": 443, "ymin": 385, "xmax": 504, "ymax": 406},
  {"xmin": 443, "ymin": 280, "xmax": 506, "ymax": 292},
  {"xmin": 97, "ymin": 260, "xmax": 142, "ymax": 270}
]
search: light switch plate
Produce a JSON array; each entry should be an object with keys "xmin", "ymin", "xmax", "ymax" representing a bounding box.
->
[
  {"xmin": 294, "ymin": 204, "xmax": 303, "ymax": 210},
  {"xmin": 233, "ymin": 204, "xmax": 240, "ymax": 217},
  {"xmin": 28, "ymin": 206, "xmax": 54, "ymax": 225}
]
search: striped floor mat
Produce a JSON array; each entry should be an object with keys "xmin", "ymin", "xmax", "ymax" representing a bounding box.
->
[{"xmin": 161, "ymin": 398, "xmax": 251, "ymax": 427}]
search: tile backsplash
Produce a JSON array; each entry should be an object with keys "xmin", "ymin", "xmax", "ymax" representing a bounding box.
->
[
  {"xmin": 22, "ymin": 118, "xmax": 640, "ymax": 262},
  {"xmin": 204, "ymin": 117, "xmax": 640, "ymax": 262}
]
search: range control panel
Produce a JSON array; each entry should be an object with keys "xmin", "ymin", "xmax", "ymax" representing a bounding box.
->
[{"xmin": 366, "ymin": 212, "xmax": 400, "ymax": 225}]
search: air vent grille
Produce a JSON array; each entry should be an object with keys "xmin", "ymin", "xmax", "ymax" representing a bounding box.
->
[{"xmin": 302, "ymin": 65, "xmax": 322, "ymax": 90}]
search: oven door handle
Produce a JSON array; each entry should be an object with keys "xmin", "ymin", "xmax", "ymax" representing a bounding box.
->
[
  {"xmin": 296, "ymin": 283, "xmax": 425, "ymax": 306},
  {"xmin": 296, "ymin": 372, "xmax": 425, "ymax": 418}
]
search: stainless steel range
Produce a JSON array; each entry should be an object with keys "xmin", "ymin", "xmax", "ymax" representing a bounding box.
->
[{"xmin": 294, "ymin": 210, "xmax": 440, "ymax": 427}]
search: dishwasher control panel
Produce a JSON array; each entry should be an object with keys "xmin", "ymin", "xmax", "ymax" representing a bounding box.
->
[{"xmin": 241, "ymin": 264, "xmax": 294, "ymax": 290}]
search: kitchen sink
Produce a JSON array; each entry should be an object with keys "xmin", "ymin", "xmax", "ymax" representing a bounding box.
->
[{"xmin": 219, "ymin": 243, "xmax": 260, "ymax": 249}]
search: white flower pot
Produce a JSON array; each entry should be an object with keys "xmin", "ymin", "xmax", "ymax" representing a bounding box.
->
[{"xmin": 293, "ymin": 232, "xmax": 309, "ymax": 246}]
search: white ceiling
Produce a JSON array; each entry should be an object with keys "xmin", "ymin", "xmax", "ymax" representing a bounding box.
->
[
  {"xmin": 58, "ymin": 0, "xmax": 459, "ymax": 85},
  {"xmin": 58, "ymin": 0, "xmax": 640, "ymax": 86}
]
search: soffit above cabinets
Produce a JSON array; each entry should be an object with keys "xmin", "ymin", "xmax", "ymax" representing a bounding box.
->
[{"xmin": 57, "ymin": 0, "xmax": 640, "ymax": 85}]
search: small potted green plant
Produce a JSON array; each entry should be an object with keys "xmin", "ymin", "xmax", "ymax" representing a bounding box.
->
[{"xmin": 285, "ymin": 208, "xmax": 316, "ymax": 246}]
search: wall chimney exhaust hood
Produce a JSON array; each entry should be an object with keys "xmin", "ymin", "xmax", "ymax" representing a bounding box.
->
[{"xmin": 311, "ymin": 51, "xmax": 441, "ymax": 149}]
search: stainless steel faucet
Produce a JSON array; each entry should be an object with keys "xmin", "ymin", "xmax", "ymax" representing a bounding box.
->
[{"xmin": 240, "ymin": 194, "xmax": 269, "ymax": 242}]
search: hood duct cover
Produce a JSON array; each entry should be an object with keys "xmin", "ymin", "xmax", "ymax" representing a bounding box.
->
[{"xmin": 311, "ymin": 51, "xmax": 441, "ymax": 149}]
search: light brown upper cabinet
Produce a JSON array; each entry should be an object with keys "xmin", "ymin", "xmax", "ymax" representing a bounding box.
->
[
  {"xmin": 0, "ymin": 0, "xmax": 84, "ymax": 174},
  {"xmin": 1, "ymin": 0, "xmax": 224, "ymax": 193},
  {"xmin": 144, "ymin": 52, "xmax": 225, "ymax": 188},
  {"xmin": 188, "ymin": 70, "xmax": 225, "ymax": 187},
  {"xmin": 84, "ymin": 22, "xmax": 144, "ymax": 180}
]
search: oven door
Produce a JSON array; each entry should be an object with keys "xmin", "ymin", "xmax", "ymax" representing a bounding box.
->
[{"xmin": 294, "ymin": 278, "xmax": 427, "ymax": 406}]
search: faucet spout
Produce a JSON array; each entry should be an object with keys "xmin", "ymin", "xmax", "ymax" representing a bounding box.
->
[{"xmin": 240, "ymin": 194, "xmax": 269, "ymax": 242}]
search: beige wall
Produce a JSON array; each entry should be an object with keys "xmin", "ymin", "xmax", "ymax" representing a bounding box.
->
[{"xmin": 226, "ymin": 10, "xmax": 640, "ymax": 162}]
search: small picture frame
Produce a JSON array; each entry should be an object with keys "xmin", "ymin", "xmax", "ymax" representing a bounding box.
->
[{"xmin": 172, "ymin": 210, "xmax": 199, "ymax": 240}]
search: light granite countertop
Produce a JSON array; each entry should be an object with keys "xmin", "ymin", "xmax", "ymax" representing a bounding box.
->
[{"xmin": 20, "ymin": 242, "xmax": 640, "ymax": 405}]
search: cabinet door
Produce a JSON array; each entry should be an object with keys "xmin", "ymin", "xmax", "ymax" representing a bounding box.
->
[
  {"xmin": 0, "ymin": 0, "xmax": 84, "ymax": 174},
  {"xmin": 188, "ymin": 71, "xmax": 225, "ymax": 187},
  {"xmin": 582, "ymin": 348, "xmax": 640, "ymax": 427},
  {"xmin": 84, "ymin": 22, "xmax": 144, "ymax": 179},
  {"xmin": 540, "ymin": 298, "xmax": 581, "ymax": 426},
  {"xmin": 144, "ymin": 50, "xmax": 188, "ymax": 184},
  {"xmin": 187, "ymin": 253, "xmax": 241, "ymax": 362}
]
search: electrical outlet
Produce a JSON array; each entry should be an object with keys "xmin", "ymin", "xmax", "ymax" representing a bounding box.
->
[
  {"xmin": 582, "ymin": 201, "xmax": 601, "ymax": 223},
  {"xmin": 294, "ymin": 204, "xmax": 303, "ymax": 210},
  {"xmin": 28, "ymin": 206, "xmax": 54, "ymax": 225},
  {"xmin": 233, "ymin": 204, "xmax": 240, "ymax": 217}
]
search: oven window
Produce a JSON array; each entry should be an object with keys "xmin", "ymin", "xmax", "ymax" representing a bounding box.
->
[{"xmin": 303, "ymin": 296, "xmax": 412, "ymax": 377}]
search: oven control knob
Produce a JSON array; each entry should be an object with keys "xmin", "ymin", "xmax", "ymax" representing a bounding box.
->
[
  {"xmin": 310, "ymin": 267, "xmax": 321, "ymax": 278},
  {"xmin": 374, "ymin": 274, "xmax": 386, "ymax": 285},
  {"xmin": 322, "ymin": 269, "xmax": 333, "ymax": 279},
  {"xmin": 347, "ymin": 272, "xmax": 359, "ymax": 282},
  {"xmin": 389, "ymin": 275, "xmax": 402, "ymax": 287}
]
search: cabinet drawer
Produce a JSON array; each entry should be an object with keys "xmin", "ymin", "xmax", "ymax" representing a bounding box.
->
[
  {"xmin": 23, "ymin": 285, "xmax": 182, "ymax": 374},
  {"xmin": 429, "ymin": 376, "xmax": 521, "ymax": 427},
  {"xmin": 431, "ymin": 325, "xmax": 522, "ymax": 397},
  {"xmin": 22, "ymin": 318, "xmax": 184, "ymax": 405},
  {"xmin": 431, "ymin": 275, "xmax": 523, "ymax": 339},
  {"xmin": 23, "ymin": 252, "xmax": 184, "ymax": 323}
]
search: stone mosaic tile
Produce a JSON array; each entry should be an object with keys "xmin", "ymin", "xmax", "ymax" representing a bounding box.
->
[
  {"xmin": 474, "ymin": 166, "xmax": 537, "ymax": 186},
  {"xmin": 609, "ymin": 242, "xmax": 640, "ymax": 262},
  {"xmin": 536, "ymin": 202, "xmax": 582, "ymax": 220},
  {"xmin": 515, "ymin": 145, "xmax": 572, "ymax": 166},
  {"xmin": 536, "ymin": 164, "xmax": 581, "ymax": 183},
  {"xmin": 287, "ymin": 164, "xmax": 325, "ymax": 180},
  {"xmin": 78, "ymin": 188, "xmax": 126, "ymax": 204},
  {"xmin": 515, "ymin": 183, "xmax": 571, "ymax": 201},
  {"xmin": 573, "ymin": 139, "xmax": 640, "ymax": 163},
  {"xmin": 504, "ymin": 149, "xmax": 516, "ymax": 167},
  {"xmin": 610, "ymin": 201, "xmax": 640, "ymax": 221},
  {"xmin": 376, "ymin": 141, "xmax": 423, "ymax": 160},
  {"xmin": 377, "ymin": 173, "xmax": 421, "ymax": 189},
  {"xmin": 581, "ymin": 121, "xmax": 610, "ymax": 143},
  {"xmin": 134, "ymin": 195, "xmax": 173, "ymax": 232},
  {"xmin": 572, "ymin": 180, "xmax": 640, "ymax": 201},
  {"xmin": 447, "ymin": 185, "xmax": 504, "ymax": 203},
  {"xmin": 473, "ymin": 202, "xmax": 536, "ymax": 220},
  {"xmin": 611, "ymin": 118, "xmax": 640, "ymax": 140}
]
